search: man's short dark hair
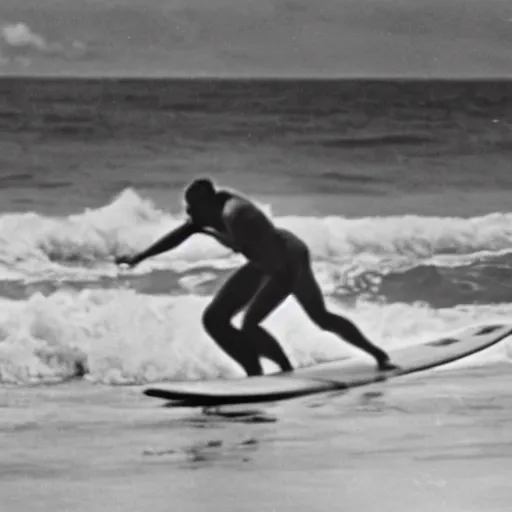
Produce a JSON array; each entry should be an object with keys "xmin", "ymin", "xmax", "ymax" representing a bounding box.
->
[{"xmin": 185, "ymin": 178, "xmax": 215, "ymax": 204}]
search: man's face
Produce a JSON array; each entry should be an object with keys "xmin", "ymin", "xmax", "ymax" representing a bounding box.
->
[{"xmin": 186, "ymin": 196, "xmax": 216, "ymax": 223}]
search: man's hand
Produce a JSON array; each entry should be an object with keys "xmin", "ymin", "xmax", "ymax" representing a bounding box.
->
[{"xmin": 115, "ymin": 255, "xmax": 139, "ymax": 268}]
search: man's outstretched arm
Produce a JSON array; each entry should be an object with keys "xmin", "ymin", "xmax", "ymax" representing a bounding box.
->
[{"xmin": 116, "ymin": 219, "xmax": 197, "ymax": 267}]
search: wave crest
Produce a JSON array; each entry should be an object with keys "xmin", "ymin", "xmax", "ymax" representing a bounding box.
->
[{"xmin": 0, "ymin": 189, "xmax": 512, "ymax": 286}]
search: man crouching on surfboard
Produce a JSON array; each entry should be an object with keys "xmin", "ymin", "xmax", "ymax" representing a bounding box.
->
[{"xmin": 115, "ymin": 178, "xmax": 397, "ymax": 376}]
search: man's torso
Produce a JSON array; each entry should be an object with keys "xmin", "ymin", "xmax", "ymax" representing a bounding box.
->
[{"xmin": 191, "ymin": 190, "xmax": 308, "ymax": 273}]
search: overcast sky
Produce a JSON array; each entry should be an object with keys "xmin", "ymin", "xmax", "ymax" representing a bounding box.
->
[{"xmin": 0, "ymin": 0, "xmax": 511, "ymax": 78}]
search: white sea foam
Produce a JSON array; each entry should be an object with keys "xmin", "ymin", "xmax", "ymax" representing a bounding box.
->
[
  {"xmin": 0, "ymin": 189, "xmax": 512, "ymax": 285},
  {"xmin": 0, "ymin": 188, "xmax": 511, "ymax": 386},
  {"xmin": 0, "ymin": 288, "xmax": 510, "ymax": 385}
]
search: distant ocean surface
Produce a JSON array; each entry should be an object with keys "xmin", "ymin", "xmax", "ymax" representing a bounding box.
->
[{"xmin": 1, "ymin": 78, "xmax": 512, "ymax": 385}]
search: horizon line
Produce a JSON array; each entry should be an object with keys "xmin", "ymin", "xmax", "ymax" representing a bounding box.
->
[{"xmin": 1, "ymin": 73, "xmax": 512, "ymax": 82}]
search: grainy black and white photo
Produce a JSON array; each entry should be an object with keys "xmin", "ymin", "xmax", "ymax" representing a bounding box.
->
[{"xmin": 1, "ymin": 1, "xmax": 512, "ymax": 511}]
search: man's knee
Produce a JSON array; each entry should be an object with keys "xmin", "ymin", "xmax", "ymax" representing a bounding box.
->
[
  {"xmin": 309, "ymin": 308, "xmax": 333, "ymax": 330},
  {"xmin": 202, "ymin": 306, "xmax": 229, "ymax": 337}
]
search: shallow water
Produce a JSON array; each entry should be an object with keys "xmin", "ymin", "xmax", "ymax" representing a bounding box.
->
[{"xmin": 2, "ymin": 365, "xmax": 512, "ymax": 512}]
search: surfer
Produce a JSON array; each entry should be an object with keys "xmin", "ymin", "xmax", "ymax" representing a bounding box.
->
[{"xmin": 115, "ymin": 178, "xmax": 397, "ymax": 376}]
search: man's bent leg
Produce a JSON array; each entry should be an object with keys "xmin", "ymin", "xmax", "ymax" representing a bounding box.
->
[
  {"xmin": 294, "ymin": 266, "xmax": 395, "ymax": 369},
  {"xmin": 202, "ymin": 263, "xmax": 264, "ymax": 376},
  {"xmin": 241, "ymin": 275, "xmax": 294, "ymax": 373}
]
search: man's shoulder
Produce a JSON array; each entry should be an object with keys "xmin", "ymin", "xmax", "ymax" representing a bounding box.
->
[
  {"xmin": 217, "ymin": 190, "xmax": 252, "ymax": 213},
  {"xmin": 222, "ymin": 196, "xmax": 273, "ymax": 233},
  {"xmin": 216, "ymin": 189, "xmax": 243, "ymax": 202}
]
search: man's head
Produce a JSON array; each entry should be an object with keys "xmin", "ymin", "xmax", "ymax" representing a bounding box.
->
[{"xmin": 184, "ymin": 178, "xmax": 217, "ymax": 220}]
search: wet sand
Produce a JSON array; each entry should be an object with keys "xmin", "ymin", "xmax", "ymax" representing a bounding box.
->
[{"xmin": 2, "ymin": 364, "xmax": 512, "ymax": 512}]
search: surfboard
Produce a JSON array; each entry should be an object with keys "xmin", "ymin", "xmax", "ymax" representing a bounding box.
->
[{"xmin": 143, "ymin": 323, "xmax": 512, "ymax": 407}]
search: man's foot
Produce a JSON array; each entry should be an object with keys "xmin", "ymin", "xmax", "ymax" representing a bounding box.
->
[{"xmin": 376, "ymin": 355, "xmax": 399, "ymax": 372}]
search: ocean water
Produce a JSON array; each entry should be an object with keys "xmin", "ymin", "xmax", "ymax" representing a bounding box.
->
[{"xmin": 1, "ymin": 78, "xmax": 512, "ymax": 385}]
